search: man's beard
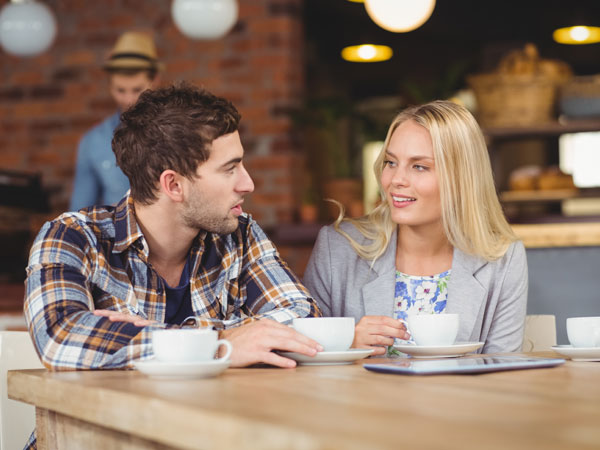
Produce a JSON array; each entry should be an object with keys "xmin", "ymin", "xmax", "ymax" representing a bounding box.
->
[{"xmin": 181, "ymin": 197, "xmax": 239, "ymax": 235}]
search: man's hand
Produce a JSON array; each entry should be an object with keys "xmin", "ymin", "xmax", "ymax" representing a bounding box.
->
[
  {"xmin": 93, "ymin": 309, "xmax": 157, "ymax": 327},
  {"xmin": 221, "ymin": 320, "xmax": 323, "ymax": 368},
  {"xmin": 353, "ymin": 315, "xmax": 410, "ymax": 356}
]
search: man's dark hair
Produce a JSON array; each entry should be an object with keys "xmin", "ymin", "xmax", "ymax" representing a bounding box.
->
[{"xmin": 112, "ymin": 83, "xmax": 241, "ymax": 204}]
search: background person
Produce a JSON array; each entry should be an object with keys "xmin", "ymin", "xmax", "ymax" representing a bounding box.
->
[
  {"xmin": 303, "ymin": 100, "xmax": 527, "ymax": 356},
  {"xmin": 70, "ymin": 31, "xmax": 161, "ymax": 211},
  {"xmin": 26, "ymin": 84, "xmax": 322, "ymax": 373}
]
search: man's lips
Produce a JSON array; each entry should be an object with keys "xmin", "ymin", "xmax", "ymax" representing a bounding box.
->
[{"xmin": 231, "ymin": 202, "xmax": 243, "ymax": 214}]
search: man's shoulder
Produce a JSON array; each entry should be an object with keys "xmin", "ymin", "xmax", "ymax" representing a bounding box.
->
[
  {"xmin": 80, "ymin": 112, "xmax": 119, "ymax": 146},
  {"xmin": 39, "ymin": 206, "xmax": 118, "ymax": 247}
]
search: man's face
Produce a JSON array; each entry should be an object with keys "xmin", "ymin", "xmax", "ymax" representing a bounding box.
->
[
  {"xmin": 181, "ymin": 131, "xmax": 255, "ymax": 234},
  {"xmin": 109, "ymin": 72, "xmax": 154, "ymax": 112}
]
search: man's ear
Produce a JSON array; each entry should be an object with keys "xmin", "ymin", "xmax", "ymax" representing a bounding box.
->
[{"xmin": 159, "ymin": 170, "xmax": 184, "ymax": 203}]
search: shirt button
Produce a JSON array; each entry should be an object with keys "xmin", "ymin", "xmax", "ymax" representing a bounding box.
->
[{"xmin": 101, "ymin": 160, "xmax": 111, "ymax": 170}]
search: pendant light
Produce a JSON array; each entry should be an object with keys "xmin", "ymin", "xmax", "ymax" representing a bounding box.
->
[
  {"xmin": 553, "ymin": 26, "xmax": 600, "ymax": 45},
  {"xmin": 364, "ymin": 0, "xmax": 436, "ymax": 33},
  {"xmin": 171, "ymin": 0, "xmax": 238, "ymax": 40},
  {"xmin": 0, "ymin": 0, "xmax": 57, "ymax": 57},
  {"xmin": 341, "ymin": 44, "xmax": 392, "ymax": 63}
]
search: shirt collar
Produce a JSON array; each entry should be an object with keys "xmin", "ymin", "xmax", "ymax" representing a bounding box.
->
[{"xmin": 113, "ymin": 193, "xmax": 145, "ymax": 254}]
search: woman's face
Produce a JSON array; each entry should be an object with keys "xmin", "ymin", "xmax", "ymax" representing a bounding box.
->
[{"xmin": 380, "ymin": 119, "xmax": 442, "ymax": 229}]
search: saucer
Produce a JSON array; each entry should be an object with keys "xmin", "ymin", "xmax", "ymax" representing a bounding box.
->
[
  {"xmin": 551, "ymin": 345, "xmax": 600, "ymax": 361},
  {"xmin": 133, "ymin": 358, "xmax": 230, "ymax": 379},
  {"xmin": 279, "ymin": 348, "xmax": 374, "ymax": 365},
  {"xmin": 393, "ymin": 342, "xmax": 484, "ymax": 358}
]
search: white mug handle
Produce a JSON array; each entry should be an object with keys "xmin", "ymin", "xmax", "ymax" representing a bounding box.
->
[
  {"xmin": 215, "ymin": 339, "xmax": 233, "ymax": 362},
  {"xmin": 593, "ymin": 327, "xmax": 600, "ymax": 347}
]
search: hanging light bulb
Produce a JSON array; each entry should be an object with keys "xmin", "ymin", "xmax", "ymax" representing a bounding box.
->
[
  {"xmin": 341, "ymin": 44, "xmax": 392, "ymax": 63},
  {"xmin": 364, "ymin": 0, "xmax": 436, "ymax": 33},
  {"xmin": 553, "ymin": 25, "xmax": 600, "ymax": 45},
  {"xmin": 171, "ymin": 0, "xmax": 238, "ymax": 40},
  {"xmin": 0, "ymin": 0, "xmax": 57, "ymax": 57}
]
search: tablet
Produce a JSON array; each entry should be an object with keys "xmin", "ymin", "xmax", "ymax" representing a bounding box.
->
[{"xmin": 363, "ymin": 355, "xmax": 566, "ymax": 376}]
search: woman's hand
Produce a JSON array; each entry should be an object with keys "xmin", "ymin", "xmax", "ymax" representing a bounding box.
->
[{"xmin": 353, "ymin": 315, "xmax": 410, "ymax": 356}]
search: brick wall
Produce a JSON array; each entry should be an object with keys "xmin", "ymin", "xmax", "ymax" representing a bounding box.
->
[{"xmin": 0, "ymin": 0, "xmax": 306, "ymax": 227}]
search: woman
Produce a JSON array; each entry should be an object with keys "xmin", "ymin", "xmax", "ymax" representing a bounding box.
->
[{"xmin": 303, "ymin": 100, "xmax": 527, "ymax": 355}]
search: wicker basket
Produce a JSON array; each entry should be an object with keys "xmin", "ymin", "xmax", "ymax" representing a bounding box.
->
[{"xmin": 468, "ymin": 73, "xmax": 558, "ymax": 127}]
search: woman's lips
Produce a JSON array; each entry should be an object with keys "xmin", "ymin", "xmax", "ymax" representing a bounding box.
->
[{"xmin": 391, "ymin": 195, "xmax": 416, "ymax": 208}]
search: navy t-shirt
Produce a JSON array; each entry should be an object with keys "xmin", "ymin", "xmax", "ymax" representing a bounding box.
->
[{"xmin": 164, "ymin": 257, "xmax": 194, "ymax": 325}]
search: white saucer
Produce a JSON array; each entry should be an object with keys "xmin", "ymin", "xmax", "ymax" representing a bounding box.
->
[
  {"xmin": 279, "ymin": 348, "xmax": 374, "ymax": 365},
  {"xmin": 393, "ymin": 342, "xmax": 484, "ymax": 358},
  {"xmin": 133, "ymin": 358, "xmax": 230, "ymax": 379},
  {"xmin": 551, "ymin": 345, "xmax": 600, "ymax": 361}
]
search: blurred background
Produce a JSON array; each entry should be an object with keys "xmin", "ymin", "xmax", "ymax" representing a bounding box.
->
[{"xmin": 2, "ymin": 0, "xmax": 600, "ymax": 327}]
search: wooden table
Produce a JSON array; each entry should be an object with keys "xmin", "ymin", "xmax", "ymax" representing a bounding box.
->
[{"xmin": 8, "ymin": 353, "xmax": 600, "ymax": 450}]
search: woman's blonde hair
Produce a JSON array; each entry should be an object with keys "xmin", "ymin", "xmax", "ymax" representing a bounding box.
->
[{"xmin": 335, "ymin": 100, "xmax": 517, "ymax": 262}]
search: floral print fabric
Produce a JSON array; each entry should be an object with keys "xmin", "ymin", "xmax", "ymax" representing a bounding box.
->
[{"xmin": 389, "ymin": 269, "xmax": 451, "ymax": 353}]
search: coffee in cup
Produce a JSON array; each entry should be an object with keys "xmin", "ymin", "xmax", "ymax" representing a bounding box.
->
[
  {"xmin": 566, "ymin": 317, "xmax": 600, "ymax": 348},
  {"xmin": 292, "ymin": 317, "xmax": 355, "ymax": 352},
  {"xmin": 406, "ymin": 313, "xmax": 459, "ymax": 346},
  {"xmin": 152, "ymin": 328, "xmax": 232, "ymax": 363}
]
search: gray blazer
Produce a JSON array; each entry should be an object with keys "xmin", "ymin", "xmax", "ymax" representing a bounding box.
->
[{"xmin": 303, "ymin": 223, "xmax": 528, "ymax": 353}]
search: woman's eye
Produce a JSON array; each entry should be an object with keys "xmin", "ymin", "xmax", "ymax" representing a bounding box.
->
[
  {"xmin": 384, "ymin": 160, "xmax": 396, "ymax": 167},
  {"xmin": 413, "ymin": 164, "xmax": 428, "ymax": 171}
]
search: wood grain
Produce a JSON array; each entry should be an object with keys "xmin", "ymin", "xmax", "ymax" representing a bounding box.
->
[
  {"xmin": 7, "ymin": 353, "xmax": 600, "ymax": 450},
  {"xmin": 512, "ymin": 222, "xmax": 600, "ymax": 247}
]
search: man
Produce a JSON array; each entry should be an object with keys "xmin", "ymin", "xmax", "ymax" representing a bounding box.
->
[
  {"xmin": 25, "ymin": 84, "xmax": 322, "ymax": 372},
  {"xmin": 70, "ymin": 31, "xmax": 161, "ymax": 210}
]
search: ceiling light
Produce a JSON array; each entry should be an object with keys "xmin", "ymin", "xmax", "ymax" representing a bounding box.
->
[
  {"xmin": 341, "ymin": 44, "xmax": 392, "ymax": 63},
  {"xmin": 171, "ymin": 0, "xmax": 238, "ymax": 40},
  {"xmin": 553, "ymin": 26, "xmax": 600, "ymax": 45},
  {"xmin": 364, "ymin": 0, "xmax": 435, "ymax": 33},
  {"xmin": 0, "ymin": 0, "xmax": 57, "ymax": 57}
]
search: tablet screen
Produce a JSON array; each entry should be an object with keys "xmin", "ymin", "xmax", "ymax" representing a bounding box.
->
[{"xmin": 363, "ymin": 355, "xmax": 565, "ymax": 375}]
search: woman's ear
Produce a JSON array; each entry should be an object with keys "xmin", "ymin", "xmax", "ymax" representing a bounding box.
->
[{"xmin": 159, "ymin": 170, "xmax": 184, "ymax": 203}]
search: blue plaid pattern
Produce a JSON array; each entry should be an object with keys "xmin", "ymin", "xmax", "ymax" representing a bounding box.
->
[{"xmin": 24, "ymin": 194, "xmax": 320, "ymax": 370}]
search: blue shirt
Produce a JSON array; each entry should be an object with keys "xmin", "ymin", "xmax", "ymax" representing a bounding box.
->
[
  {"xmin": 70, "ymin": 112, "xmax": 130, "ymax": 211},
  {"xmin": 164, "ymin": 256, "xmax": 194, "ymax": 325}
]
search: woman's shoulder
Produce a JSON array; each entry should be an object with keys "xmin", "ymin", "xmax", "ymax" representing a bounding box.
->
[{"xmin": 317, "ymin": 220, "xmax": 372, "ymax": 246}]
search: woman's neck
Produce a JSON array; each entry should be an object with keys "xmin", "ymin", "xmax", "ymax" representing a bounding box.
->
[{"xmin": 395, "ymin": 223, "xmax": 453, "ymax": 276}]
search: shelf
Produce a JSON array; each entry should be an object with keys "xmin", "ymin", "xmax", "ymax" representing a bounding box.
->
[
  {"xmin": 500, "ymin": 188, "xmax": 600, "ymax": 203},
  {"xmin": 500, "ymin": 189, "xmax": 580, "ymax": 203},
  {"xmin": 483, "ymin": 119, "xmax": 600, "ymax": 140}
]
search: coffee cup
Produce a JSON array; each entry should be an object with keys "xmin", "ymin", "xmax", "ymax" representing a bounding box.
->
[
  {"xmin": 566, "ymin": 317, "xmax": 600, "ymax": 348},
  {"xmin": 292, "ymin": 317, "xmax": 355, "ymax": 352},
  {"xmin": 406, "ymin": 314, "xmax": 459, "ymax": 346},
  {"xmin": 152, "ymin": 328, "xmax": 232, "ymax": 363}
]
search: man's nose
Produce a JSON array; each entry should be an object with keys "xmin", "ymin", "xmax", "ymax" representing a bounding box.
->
[{"xmin": 237, "ymin": 164, "xmax": 254, "ymax": 194}]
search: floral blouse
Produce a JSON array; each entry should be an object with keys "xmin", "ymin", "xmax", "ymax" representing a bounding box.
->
[{"xmin": 388, "ymin": 269, "xmax": 451, "ymax": 353}]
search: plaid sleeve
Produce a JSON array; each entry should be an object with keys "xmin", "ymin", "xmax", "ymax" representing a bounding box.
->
[
  {"xmin": 216, "ymin": 220, "xmax": 321, "ymax": 329},
  {"xmin": 24, "ymin": 221, "xmax": 162, "ymax": 370}
]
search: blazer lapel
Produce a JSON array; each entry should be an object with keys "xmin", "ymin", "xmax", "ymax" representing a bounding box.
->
[
  {"xmin": 446, "ymin": 248, "xmax": 488, "ymax": 342},
  {"xmin": 361, "ymin": 231, "xmax": 397, "ymax": 317}
]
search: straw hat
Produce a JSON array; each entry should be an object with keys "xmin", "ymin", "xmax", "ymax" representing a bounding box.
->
[{"xmin": 103, "ymin": 31, "xmax": 163, "ymax": 71}]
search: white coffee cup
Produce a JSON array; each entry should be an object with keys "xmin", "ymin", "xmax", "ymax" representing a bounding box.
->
[
  {"xmin": 406, "ymin": 314, "xmax": 459, "ymax": 346},
  {"xmin": 292, "ymin": 317, "xmax": 355, "ymax": 352},
  {"xmin": 152, "ymin": 328, "xmax": 232, "ymax": 363},
  {"xmin": 566, "ymin": 317, "xmax": 600, "ymax": 348}
]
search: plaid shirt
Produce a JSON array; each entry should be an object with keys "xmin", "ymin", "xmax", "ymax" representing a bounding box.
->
[{"xmin": 24, "ymin": 194, "xmax": 320, "ymax": 370}]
